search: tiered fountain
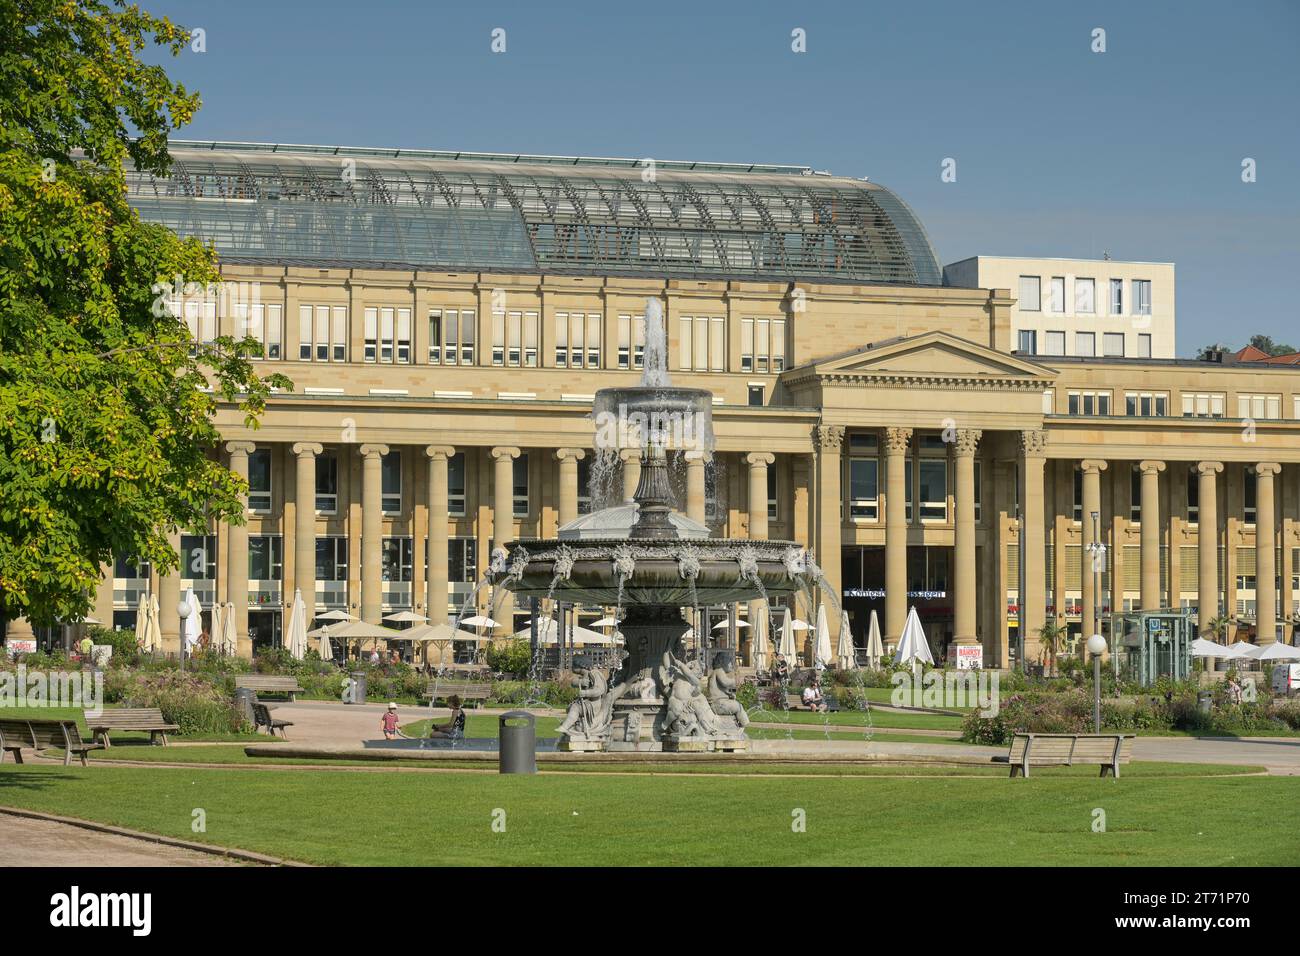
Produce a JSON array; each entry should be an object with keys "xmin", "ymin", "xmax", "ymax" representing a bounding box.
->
[{"xmin": 491, "ymin": 300, "xmax": 816, "ymax": 752}]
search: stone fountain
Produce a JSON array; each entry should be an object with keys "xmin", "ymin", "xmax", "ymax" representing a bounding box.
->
[{"xmin": 491, "ymin": 299, "xmax": 813, "ymax": 752}]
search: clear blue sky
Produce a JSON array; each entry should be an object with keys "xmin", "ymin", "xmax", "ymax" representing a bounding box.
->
[{"xmin": 149, "ymin": 0, "xmax": 1299, "ymax": 356}]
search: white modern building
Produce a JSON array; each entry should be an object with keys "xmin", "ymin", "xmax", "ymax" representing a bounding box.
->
[{"xmin": 944, "ymin": 256, "xmax": 1176, "ymax": 360}]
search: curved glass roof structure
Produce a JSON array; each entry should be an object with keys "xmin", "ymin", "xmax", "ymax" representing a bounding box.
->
[{"xmin": 127, "ymin": 142, "xmax": 942, "ymax": 286}]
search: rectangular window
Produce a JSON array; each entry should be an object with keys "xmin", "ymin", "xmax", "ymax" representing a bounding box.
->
[
  {"xmin": 298, "ymin": 305, "xmax": 346, "ymax": 361},
  {"xmin": 973, "ymin": 460, "xmax": 982, "ymax": 522},
  {"xmin": 748, "ymin": 384, "xmax": 764, "ymax": 407},
  {"xmin": 236, "ymin": 302, "xmax": 283, "ymax": 360},
  {"xmin": 1017, "ymin": 329, "xmax": 1037, "ymax": 354},
  {"xmin": 428, "ymin": 309, "xmax": 475, "ymax": 365},
  {"xmin": 904, "ymin": 459, "xmax": 913, "ymax": 523},
  {"xmin": 1244, "ymin": 469, "xmax": 1257, "ymax": 524},
  {"xmin": 1137, "ymin": 333, "xmax": 1152, "ymax": 358},
  {"xmin": 617, "ymin": 313, "xmax": 646, "ymax": 369},
  {"xmin": 1182, "ymin": 392, "xmax": 1226, "ymax": 418},
  {"xmin": 364, "ymin": 307, "xmax": 378, "ymax": 362},
  {"xmin": 448, "ymin": 538, "xmax": 477, "ymax": 584},
  {"xmin": 767, "ymin": 466, "xmax": 778, "ymax": 521},
  {"xmin": 448, "ymin": 453, "xmax": 466, "ymax": 516},
  {"xmin": 363, "ymin": 307, "xmax": 404, "ymax": 364},
  {"xmin": 1050, "ymin": 277, "xmax": 1065, "ymax": 313},
  {"xmin": 1131, "ymin": 467, "xmax": 1143, "ymax": 522},
  {"xmin": 1075, "ymin": 332, "xmax": 1096, "ymax": 356},
  {"xmin": 741, "ymin": 317, "xmax": 785, "ymax": 373},
  {"xmin": 586, "ymin": 313, "xmax": 601, "ymax": 368},
  {"xmin": 1133, "ymin": 279, "xmax": 1152, "ymax": 315},
  {"xmin": 577, "ymin": 457, "xmax": 592, "ymax": 515},
  {"xmin": 754, "ymin": 318, "xmax": 769, "ymax": 373},
  {"xmin": 1018, "ymin": 276, "xmax": 1041, "ymax": 312},
  {"xmin": 1237, "ymin": 394, "xmax": 1282, "ymax": 420},
  {"xmin": 248, "ymin": 535, "xmax": 283, "ymax": 581},
  {"xmin": 315, "ymin": 537, "xmax": 348, "ymax": 581},
  {"xmin": 678, "ymin": 316, "xmax": 725, "ymax": 372},
  {"xmin": 918, "ymin": 460, "xmax": 947, "ymax": 522},
  {"xmin": 1125, "ymin": 392, "xmax": 1169, "ymax": 417},
  {"xmin": 554, "ymin": 312, "xmax": 599, "ymax": 368},
  {"xmin": 492, "ymin": 310, "xmax": 505, "ymax": 366},
  {"xmin": 315, "ymin": 454, "xmax": 338, "ymax": 514},
  {"xmin": 512, "ymin": 454, "xmax": 529, "ymax": 517},
  {"xmin": 1044, "ymin": 331, "xmax": 1066, "ymax": 356},
  {"xmin": 1067, "ymin": 391, "xmax": 1112, "ymax": 416},
  {"xmin": 180, "ymin": 535, "xmax": 217, "ymax": 579},
  {"xmin": 1187, "ymin": 468, "xmax": 1199, "ymax": 523},
  {"xmin": 849, "ymin": 458, "xmax": 879, "ymax": 520},
  {"xmin": 248, "ymin": 448, "xmax": 271, "ymax": 512},
  {"xmin": 381, "ymin": 451, "xmax": 402, "ymax": 514},
  {"xmin": 381, "ymin": 537, "xmax": 414, "ymax": 582},
  {"xmin": 1073, "ymin": 468, "xmax": 1084, "ymax": 522},
  {"xmin": 1074, "ymin": 277, "xmax": 1095, "ymax": 314},
  {"xmin": 1109, "ymin": 278, "xmax": 1124, "ymax": 315},
  {"xmin": 1103, "ymin": 332, "xmax": 1125, "ymax": 357}
]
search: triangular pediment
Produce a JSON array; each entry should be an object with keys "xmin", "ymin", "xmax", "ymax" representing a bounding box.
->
[{"xmin": 786, "ymin": 331, "xmax": 1057, "ymax": 385}]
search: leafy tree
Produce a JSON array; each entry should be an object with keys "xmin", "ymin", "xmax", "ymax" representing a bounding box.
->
[
  {"xmin": 0, "ymin": 0, "xmax": 291, "ymax": 626},
  {"xmin": 1248, "ymin": 334, "xmax": 1297, "ymax": 357},
  {"xmin": 1037, "ymin": 618, "xmax": 1066, "ymax": 675}
]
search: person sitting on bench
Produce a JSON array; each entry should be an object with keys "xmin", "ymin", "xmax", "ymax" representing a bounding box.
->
[
  {"xmin": 427, "ymin": 695, "xmax": 466, "ymax": 739},
  {"xmin": 801, "ymin": 680, "xmax": 827, "ymax": 713}
]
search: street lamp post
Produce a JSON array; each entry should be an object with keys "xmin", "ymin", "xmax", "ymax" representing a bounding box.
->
[
  {"xmin": 1085, "ymin": 511, "xmax": 1108, "ymax": 733},
  {"xmin": 177, "ymin": 599, "xmax": 191, "ymax": 673},
  {"xmin": 1087, "ymin": 633, "xmax": 1108, "ymax": 733}
]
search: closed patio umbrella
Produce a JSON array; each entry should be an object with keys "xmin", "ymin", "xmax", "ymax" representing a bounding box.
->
[
  {"xmin": 144, "ymin": 592, "xmax": 163, "ymax": 654},
  {"xmin": 777, "ymin": 612, "xmax": 797, "ymax": 663},
  {"xmin": 813, "ymin": 604, "xmax": 833, "ymax": 669},
  {"xmin": 183, "ymin": 588, "xmax": 202, "ymax": 652},
  {"xmin": 219, "ymin": 602, "xmax": 237, "ymax": 655},
  {"xmin": 210, "ymin": 602, "xmax": 225, "ymax": 653},
  {"xmin": 134, "ymin": 594, "xmax": 148, "ymax": 650},
  {"xmin": 836, "ymin": 609, "xmax": 855, "ymax": 670},
  {"xmin": 318, "ymin": 624, "xmax": 333, "ymax": 662},
  {"xmin": 895, "ymin": 606, "xmax": 934, "ymax": 673},
  {"xmin": 285, "ymin": 588, "xmax": 309, "ymax": 661},
  {"xmin": 865, "ymin": 610, "xmax": 884, "ymax": 669},
  {"xmin": 751, "ymin": 607, "xmax": 770, "ymax": 673}
]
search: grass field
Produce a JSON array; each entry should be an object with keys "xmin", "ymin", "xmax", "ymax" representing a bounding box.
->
[
  {"xmin": 0, "ymin": 762, "xmax": 1293, "ymax": 866},
  {"xmin": 0, "ymin": 705, "xmax": 261, "ymax": 743}
]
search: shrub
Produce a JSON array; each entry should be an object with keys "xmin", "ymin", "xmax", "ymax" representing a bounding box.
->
[
  {"xmin": 105, "ymin": 669, "xmax": 248, "ymax": 737},
  {"xmin": 735, "ymin": 681, "xmax": 757, "ymax": 710},
  {"xmin": 961, "ymin": 689, "xmax": 1091, "ymax": 744},
  {"xmin": 86, "ymin": 625, "xmax": 139, "ymax": 666},
  {"xmin": 485, "ymin": 639, "xmax": 533, "ymax": 677}
]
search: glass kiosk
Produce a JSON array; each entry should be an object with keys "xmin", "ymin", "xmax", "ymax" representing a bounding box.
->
[{"xmin": 1108, "ymin": 610, "xmax": 1194, "ymax": 686}]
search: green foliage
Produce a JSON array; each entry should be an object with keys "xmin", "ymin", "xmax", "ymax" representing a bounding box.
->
[
  {"xmin": 484, "ymin": 639, "xmax": 533, "ymax": 677},
  {"xmin": 103, "ymin": 668, "xmax": 248, "ymax": 736},
  {"xmin": 735, "ymin": 681, "xmax": 757, "ymax": 710},
  {"xmin": 86, "ymin": 624, "xmax": 139, "ymax": 666},
  {"xmin": 0, "ymin": 0, "xmax": 292, "ymax": 625}
]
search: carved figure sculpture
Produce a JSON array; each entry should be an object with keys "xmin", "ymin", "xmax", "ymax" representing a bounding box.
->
[{"xmin": 707, "ymin": 651, "xmax": 749, "ymax": 729}]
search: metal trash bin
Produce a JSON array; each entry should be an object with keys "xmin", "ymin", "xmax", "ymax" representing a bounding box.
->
[
  {"xmin": 1197, "ymin": 690, "xmax": 1213, "ymax": 714},
  {"xmin": 234, "ymin": 687, "xmax": 257, "ymax": 725},
  {"xmin": 346, "ymin": 671, "xmax": 367, "ymax": 705},
  {"xmin": 499, "ymin": 710, "xmax": 537, "ymax": 774}
]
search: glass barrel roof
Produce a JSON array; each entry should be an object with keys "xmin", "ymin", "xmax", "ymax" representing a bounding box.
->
[{"xmin": 126, "ymin": 142, "xmax": 942, "ymax": 286}]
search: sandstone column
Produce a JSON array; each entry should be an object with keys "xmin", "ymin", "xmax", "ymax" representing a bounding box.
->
[
  {"xmin": 158, "ymin": 529, "xmax": 183, "ymax": 655},
  {"xmin": 1139, "ymin": 460, "xmax": 1165, "ymax": 611},
  {"xmin": 884, "ymin": 427, "xmax": 912, "ymax": 642},
  {"xmin": 292, "ymin": 442, "xmax": 322, "ymax": 621},
  {"xmin": 685, "ymin": 450, "xmax": 709, "ymax": 526},
  {"xmin": 1080, "ymin": 460, "xmax": 1107, "ymax": 658},
  {"xmin": 225, "ymin": 441, "xmax": 256, "ymax": 656},
  {"xmin": 1256, "ymin": 463, "xmax": 1281, "ymax": 645},
  {"xmin": 1197, "ymin": 461, "xmax": 1224, "ymax": 636},
  {"xmin": 492, "ymin": 447, "xmax": 521, "ymax": 634},
  {"xmin": 1019, "ymin": 431, "xmax": 1048, "ymax": 664},
  {"xmin": 555, "ymin": 448, "xmax": 586, "ymax": 527},
  {"xmin": 358, "ymin": 443, "xmax": 389, "ymax": 624},
  {"xmin": 953, "ymin": 429, "xmax": 982, "ymax": 647},
  {"xmin": 621, "ymin": 449, "xmax": 641, "ymax": 503},
  {"xmin": 813, "ymin": 426, "xmax": 845, "ymax": 643},
  {"xmin": 746, "ymin": 452, "xmax": 776, "ymax": 662},
  {"xmin": 426, "ymin": 446, "xmax": 454, "ymax": 625}
]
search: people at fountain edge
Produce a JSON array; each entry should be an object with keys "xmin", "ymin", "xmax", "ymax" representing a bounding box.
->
[
  {"xmin": 381, "ymin": 702, "xmax": 402, "ymax": 740},
  {"xmin": 801, "ymin": 680, "xmax": 827, "ymax": 713},
  {"xmin": 426, "ymin": 696, "xmax": 466, "ymax": 739},
  {"xmin": 773, "ymin": 654, "xmax": 790, "ymax": 683}
]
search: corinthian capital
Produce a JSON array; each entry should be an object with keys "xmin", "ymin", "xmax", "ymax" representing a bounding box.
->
[
  {"xmin": 883, "ymin": 427, "xmax": 912, "ymax": 454},
  {"xmin": 953, "ymin": 428, "xmax": 983, "ymax": 456},
  {"xmin": 1020, "ymin": 429, "xmax": 1048, "ymax": 457},
  {"xmin": 813, "ymin": 424, "xmax": 845, "ymax": 452}
]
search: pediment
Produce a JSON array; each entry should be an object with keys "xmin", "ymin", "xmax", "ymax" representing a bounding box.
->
[{"xmin": 786, "ymin": 331, "xmax": 1057, "ymax": 388}]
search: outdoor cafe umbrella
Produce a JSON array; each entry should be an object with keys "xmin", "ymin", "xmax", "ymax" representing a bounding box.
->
[
  {"xmin": 210, "ymin": 602, "xmax": 225, "ymax": 653},
  {"xmin": 777, "ymin": 613, "xmax": 798, "ymax": 663},
  {"xmin": 711, "ymin": 617, "xmax": 751, "ymax": 630},
  {"xmin": 308, "ymin": 619, "xmax": 404, "ymax": 658},
  {"xmin": 515, "ymin": 618, "xmax": 610, "ymax": 645},
  {"xmin": 285, "ymin": 588, "xmax": 308, "ymax": 660},
  {"xmin": 813, "ymin": 604, "xmax": 833, "ymax": 669},
  {"xmin": 836, "ymin": 609, "xmax": 855, "ymax": 670},
  {"xmin": 318, "ymin": 624, "xmax": 333, "ymax": 662},
  {"xmin": 383, "ymin": 611, "xmax": 428, "ymax": 623},
  {"xmin": 895, "ymin": 606, "xmax": 934, "ymax": 673},
  {"xmin": 317, "ymin": 609, "xmax": 356, "ymax": 622},
  {"xmin": 403, "ymin": 621, "xmax": 483, "ymax": 668},
  {"xmin": 144, "ymin": 592, "xmax": 163, "ymax": 654},
  {"xmin": 1190, "ymin": 637, "xmax": 1225, "ymax": 657},
  {"xmin": 219, "ymin": 602, "xmax": 237, "ymax": 655},
  {"xmin": 1224, "ymin": 641, "xmax": 1261, "ymax": 660},
  {"xmin": 591, "ymin": 616, "xmax": 621, "ymax": 629},
  {"xmin": 183, "ymin": 588, "xmax": 202, "ymax": 652},
  {"xmin": 134, "ymin": 593, "xmax": 148, "ymax": 649},
  {"xmin": 865, "ymin": 609, "xmax": 885, "ymax": 669},
  {"xmin": 751, "ymin": 607, "xmax": 770, "ymax": 673},
  {"xmin": 1257, "ymin": 642, "xmax": 1300, "ymax": 661}
]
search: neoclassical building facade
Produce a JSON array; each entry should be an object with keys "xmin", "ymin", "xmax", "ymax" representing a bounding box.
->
[{"xmin": 54, "ymin": 142, "xmax": 1300, "ymax": 665}]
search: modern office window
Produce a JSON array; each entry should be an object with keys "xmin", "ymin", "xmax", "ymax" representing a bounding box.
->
[
  {"xmin": 1237, "ymin": 394, "xmax": 1282, "ymax": 420},
  {"xmin": 1187, "ymin": 467, "xmax": 1200, "ymax": 523},
  {"xmin": 298, "ymin": 305, "xmax": 347, "ymax": 362},
  {"xmin": 114, "ymin": 553, "xmax": 147, "ymax": 579},
  {"xmin": 1244, "ymin": 470, "xmax": 1257, "ymax": 524},
  {"xmin": 767, "ymin": 466, "xmax": 778, "ymax": 521},
  {"xmin": 1018, "ymin": 276, "xmax": 1041, "ymax": 312},
  {"xmin": 1017, "ymin": 329, "xmax": 1037, "ymax": 354},
  {"xmin": 1182, "ymin": 392, "xmax": 1226, "ymax": 418},
  {"xmin": 617, "ymin": 312, "xmax": 646, "ymax": 369},
  {"xmin": 554, "ymin": 312, "xmax": 599, "ymax": 369},
  {"xmin": 849, "ymin": 457, "xmax": 879, "ymax": 520},
  {"xmin": 678, "ymin": 316, "xmax": 725, "ymax": 372},
  {"xmin": 381, "ymin": 451, "xmax": 402, "ymax": 514},
  {"xmin": 428, "ymin": 309, "xmax": 475, "ymax": 365},
  {"xmin": 180, "ymin": 535, "xmax": 217, "ymax": 579},
  {"xmin": 1125, "ymin": 392, "xmax": 1169, "ymax": 417},
  {"xmin": 448, "ymin": 453, "xmax": 466, "ymax": 516},
  {"xmin": 741, "ymin": 317, "xmax": 787, "ymax": 373},
  {"xmin": 448, "ymin": 538, "xmax": 478, "ymax": 584},
  {"xmin": 512, "ymin": 454, "xmax": 529, "ymax": 517},
  {"xmin": 1103, "ymin": 332, "xmax": 1125, "ymax": 357},
  {"xmin": 1109, "ymin": 279, "xmax": 1124, "ymax": 315},
  {"xmin": 1044, "ymin": 331, "xmax": 1066, "ymax": 356},
  {"xmin": 748, "ymin": 385, "xmax": 764, "ymax": 407},
  {"xmin": 363, "ymin": 307, "xmax": 411, "ymax": 364},
  {"xmin": 1067, "ymin": 391, "xmax": 1112, "ymax": 416},
  {"xmin": 315, "ymin": 454, "xmax": 338, "ymax": 514},
  {"xmin": 234, "ymin": 302, "xmax": 282, "ymax": 360},
  {"xmin": 248, "ymin": 535, "xmax": 283, "ymax": 581},
  {"xmin": 1049, "ymin": 277, "xmax": 1065, "ymax": 313},
  {"xmin": 381, "ymin": 537, "xmax": 414, "ymax": 582},
  {"xmin": 247, "ymin": 448, "xmax": 272, "ymax": 512},
  {"xmin": 1133, "ymin": 279, "xmax": 1152, "ymax": 315},
  {"xmin": 1137, "ymin": 333, "xmax": 1152, "ymax": 358},
  {"xmin": 918, "ymin": 460, "xmax": 948, "ymax": 522},
  {"xmin": 1074, "ymin": 277, "xmax": 1095, "ymax": 314},
  {"xmin": 1075, "ymin": 332, "xmax": 1096, "ymax": 357},
  {"xmin": 315, "ymin": 537, "xmax": 348, "ymax": 581}
]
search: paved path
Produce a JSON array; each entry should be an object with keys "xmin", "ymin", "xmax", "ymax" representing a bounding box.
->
[{"xmin": 0, "ymin": 813, "xmax": 240, "ymax": 867}]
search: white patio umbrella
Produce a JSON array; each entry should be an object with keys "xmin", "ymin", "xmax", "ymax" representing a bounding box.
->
[
  {"xmin": 460, "ymin": 615, "xmax": 499, "ymax": 629},
  {"xmin": 751, "ymin": 607, "xmax": 770, "ymax": 672},
  {"xmin": 1190, "ymin": 637, "xmax": 1224, "ymax": 657},
  {"xmin": 836, "ymin": 609, "xmax": 855, "ymax": 670},
  {"xmin": 144, "ymin": 592, "xmax": 163, "ymax": 654},
  {"xmin": 133, "ymin": 593, "xmax": 148, "ymax": 649},
  {"xmin": 711, "ymin": 617, "xmax": 751, "ymax": 630},
  {"xmin": 399, "ymin": 621, "xmax": 482, "ymax": 669},
  {"xmin": 591, "ymin": 616, "xmax": 621, "ymax": 629},
  {"xmin": 864, "ymin": 609, "xmax": 885, "ymax": 669},
  {"xmin": 183, "ymin": 588, "xmax": 202, "ymax": 651},
  {"xmin": 210, "ymin": 602, "xmax": 225, "ymax": 652},
  {"xmin": 895, "ymin": 606, "xmax": 934, "ymax": 673},
  {"xmin": 515, "ymin": 618, "xmax": 610, "ymax": 644},
  {"xmin": 1224, "ymin": 641, "xmax": 1261, "ymax": 660},
  {"xmin": 318, "ymin": 624, "xmax": 334, "ymax": 662},
  {"xmin": 219, "ymin": 601, "xmax": 237, "ymax": 655},
  {"xmin": 285, "ymin": 588, "xmax": 308, "ymax": 660},
  {"xmin": 1257, "ymin": 642, "xmax": 1300, "ymax": 661},
  {"xmin": 317, "ymin": 609, "xmax": 355, "ymax": 622},
  {"xmin": 813, "ymin": 604, "xmax": 833, "ymax": 669},
  {"xmin": 383, "ymin": 610, "xmax": 428, "ymax": 623},
  {"xmin": 777, "ymin": 612, "xmax": 798, "ymax": 663}
]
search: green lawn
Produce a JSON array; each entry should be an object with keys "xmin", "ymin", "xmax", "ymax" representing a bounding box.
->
[
  {"xmin": 0, "ymin": 705, "xmax": 261, "ymax": 743},
  {"xmin": 746, "ymin": 707, "xmax": 962, "ymax": 730},
  {"xmin": 0, "ymin": 762, "xmax": 1292, "ymax": 865}
]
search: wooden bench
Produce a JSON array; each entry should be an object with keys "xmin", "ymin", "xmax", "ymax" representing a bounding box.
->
[
  {"xmin": 418, "ymin": 681, "xmax": 492, "ymax": 708},
  {"xmin": 235, "ymin": 675, "xmax": 304, "ymax": 701},
  {"xmin": 253, "ymin": 703, "xmax": 293, "ymax": 739},
  {"xmin": 1005, "ymin": 733, "xmax": 1136, "ymax": 778},
  {"xmin": 0, "ymin": 718, "xmax": 104, "ymax": 767},
  {"xmin": 85, "ymin": 708, "xmax": 179, "ymax": 747},
  {"xmin": 785, "ymin": 692, "xmax": 835, "ymax": 712}
]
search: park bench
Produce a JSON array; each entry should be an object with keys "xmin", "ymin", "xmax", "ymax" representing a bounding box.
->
[
  {"xmin": 785, "ymin": 691, "xmax": 838, "ymax": 712},
  {"xmin": 235, "ymin": 675, "xmax": 304, "ymax": 701},
  {"xmin": 84, "ymin": 707, "xmax": 179, "ymax": 747},
  {"xmin": 253, "ymin": 703, "xmax": 294, "ymax": 739},
  {"xmin": 1005, "ymin": 732, "xmax": 1135, "ymax": 778},
  {"xmin": 418, "ymin": 681, "xmax": 492, "ymax": 708},
  {"xmin": 0, "ymin": 718, "xmax": 104, "ymax": 767}
]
